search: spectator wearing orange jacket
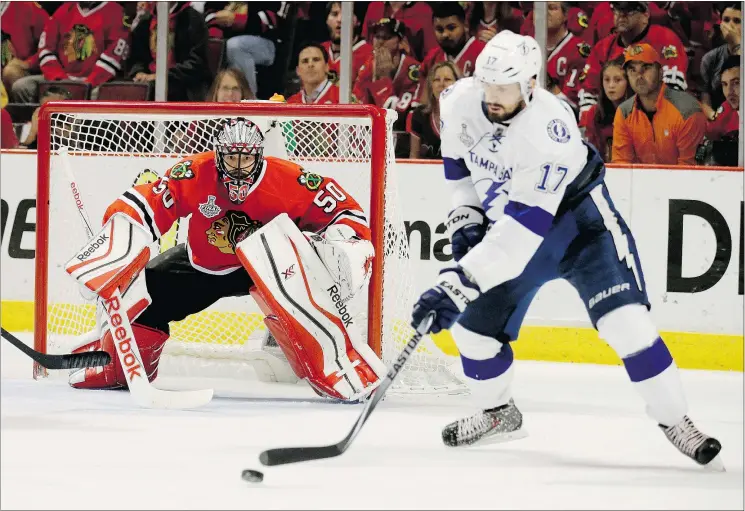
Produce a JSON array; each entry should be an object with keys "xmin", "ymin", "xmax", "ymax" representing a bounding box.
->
[{"xmin": 612, "ymin": 43, "xmax": 707, "ymax": 165}]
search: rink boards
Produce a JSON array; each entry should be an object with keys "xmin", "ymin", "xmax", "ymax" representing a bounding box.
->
[{"xmin": 0, "ymin": 151, "xmax": 742, "ymax": 371}]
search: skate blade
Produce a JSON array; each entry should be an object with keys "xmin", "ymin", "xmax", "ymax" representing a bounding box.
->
[
  {"xmin": 703, "ymin": 455, "xmax": 726, "ymax": 472},
  {"xmin": 465, "ymin": 428, "xmax": 529, "ymax": 448}
]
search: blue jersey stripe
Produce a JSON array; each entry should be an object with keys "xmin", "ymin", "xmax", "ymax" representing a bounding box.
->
[
  {"xmin": 443, "ymin": 157, "xmax": 470, "ymax": 181},
  {"xmin": 504, "ymin": 201, "xmax": 554, "ymax": 237}
]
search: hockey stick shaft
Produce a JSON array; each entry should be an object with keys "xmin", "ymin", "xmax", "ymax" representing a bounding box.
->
[
  {"xmin": 259, "ymin": 312, "xmax": 435, "ymax": 466},
  {"xmin": 2, "ymin": 327, "xmax": 111, "ymax": 369},
  {"xmin": 59, "ymin": 148, "xmax": 213, "ymax": 409}
]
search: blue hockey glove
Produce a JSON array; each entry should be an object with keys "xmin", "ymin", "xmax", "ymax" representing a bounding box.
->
[
  {"xmin": 411, "ymin": 267, "xmax": 481, "ymax": 334},
  {"xmin": 446, "ymin": 206, "xmax": 488, "ymax": 262}
]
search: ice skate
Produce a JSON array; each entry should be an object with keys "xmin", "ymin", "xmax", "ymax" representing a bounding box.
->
[
  {"xmin": 442, "ymin": 399, "xmax": 527, "ymax": 447},
  {"xmin": 660, "ymin": 416, "xmax": 724, "ymax": 471}
]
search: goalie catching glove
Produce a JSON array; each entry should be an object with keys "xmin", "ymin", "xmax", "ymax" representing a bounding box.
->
[{"xmin": 304, "ymin": 224, "xmax": 374, "ymax": 303}]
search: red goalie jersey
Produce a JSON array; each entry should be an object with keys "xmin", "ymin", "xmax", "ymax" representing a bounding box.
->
[
  {"xmin": 38, "ymin": 1, "xmax": 130, "ymax": 86},
  {"xmin": 104, "ymin": 154, "xmax": 371, "ymax": 274}
]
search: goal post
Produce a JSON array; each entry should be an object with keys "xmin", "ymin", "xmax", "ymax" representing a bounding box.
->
[{"xmin": 34, "ymin": 100, "xmax": 466, "ymax": 395}]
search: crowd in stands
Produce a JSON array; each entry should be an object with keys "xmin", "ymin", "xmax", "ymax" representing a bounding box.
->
[{"xmin": 0, "ymin": 1, "xmax": 741, "ymax": 166}]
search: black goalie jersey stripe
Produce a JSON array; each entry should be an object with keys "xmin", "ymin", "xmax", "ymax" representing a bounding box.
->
[
  {"xmin": 122, "ymin": 191, "xmax": 159, "ymax": 241},
  {"xmin": 318, "ymin": 210, "xmax": 369, "ymax": 234}
]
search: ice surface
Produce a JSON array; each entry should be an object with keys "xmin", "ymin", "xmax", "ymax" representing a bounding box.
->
[{"xmin": 1, "ymin": 334, "xmax": 742, "ymax": 510}]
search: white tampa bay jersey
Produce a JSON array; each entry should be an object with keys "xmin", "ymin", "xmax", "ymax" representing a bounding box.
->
[{"xmin": 439, "ymin": 77, "xmax": 591, "ymax": 292}]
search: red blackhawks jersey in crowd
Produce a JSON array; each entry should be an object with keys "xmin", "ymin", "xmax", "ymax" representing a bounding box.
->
[
  {"xmin": 38, "ymin": 1, "xmax": 130, "ymax": 87},
  {"xmin": 578, "ymin": 24, "xmax": 688, "ymax": 111},
  {"xmin": 521, "ymin": 6, "xmax": 590, "ymax": 40},
  {"xmin": 353, "ymin": 53, "xmax": 420, "ymax": 128},
  {"xmin": 287, "ymin": 80, "xmax": 340, "ymax": 104},
  {"xmin": 103, "ymin": 154, "xmax": 371, "ymax": 274},
  {"xmin": 0, "ymin": 1, "xmax": 48, "ymax": 68},
  {"xmin": 321, "ymin": 39, "xmax": 373, "ymax": 85},
  {"xmin": 546, "ymin": 32, "xmax": 591, "ymax": 109},
  {"xmin": 706, "ymin": 102, "xmax": 740, "ymax": 141},
  {"xmin": 416, "ymin": 37, "xmax": 485, "ymax": 100},
  {"xmin": 361, "ymin": 2, "xmax": 437, "ymax": 61}
]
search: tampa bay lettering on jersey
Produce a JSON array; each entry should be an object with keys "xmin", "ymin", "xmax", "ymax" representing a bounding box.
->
[{"xmin": 468, "ymin": 149, "xmax": 513, "ymax": 180}]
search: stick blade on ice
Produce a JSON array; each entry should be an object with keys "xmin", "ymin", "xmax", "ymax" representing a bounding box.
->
[{"xmin": 259, "ymin": 445, "xmax": 343, "ymax": 466}]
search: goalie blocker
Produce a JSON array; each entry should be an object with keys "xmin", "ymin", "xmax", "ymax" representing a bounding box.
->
[{"xmin": 64, "ymin": 212, "xmax": 385, "ymax": 401}]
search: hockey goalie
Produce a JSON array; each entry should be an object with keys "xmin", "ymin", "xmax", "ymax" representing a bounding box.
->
[{"xmin": 63, "ymin": 117, "xmax": 387, "ymax": 401}]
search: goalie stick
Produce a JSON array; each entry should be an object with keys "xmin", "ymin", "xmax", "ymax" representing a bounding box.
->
[
  {"xmin": 258, "ymin": 312, "xmax": 434, "ymax": 466},
  {"xmin": 2, "ymin": 327, "xmax": 111, "ymax": 370},
  {"xmin": 59, "ymin": 147, "xmax": 214, "ymax": 409}
]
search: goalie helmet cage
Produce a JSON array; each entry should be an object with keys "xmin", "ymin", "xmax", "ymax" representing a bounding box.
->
[{"xmin": 34, "ymin": 101, "xmax": 467, "ymax": 395}]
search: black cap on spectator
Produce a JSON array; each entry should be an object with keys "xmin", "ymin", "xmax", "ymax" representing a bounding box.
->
[
  {"xmin": 372, "ymin": 18, "xmax": 406, "ymax": 39},
  {"xmin": 610, "ymin": 2, "xmax": 649, "ymax": 13},
  {"xmin": 431, "ymin": 2, "xmax": 466, "ymax": 21},
  {"xmin": 721, "ymin": 55, "xmax": 741, "ymax": 74}
]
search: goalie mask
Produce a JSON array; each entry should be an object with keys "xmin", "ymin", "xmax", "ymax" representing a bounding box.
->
[{"xmin": 214, "ymin": 118, "xmax": 265, "ymax": 204}]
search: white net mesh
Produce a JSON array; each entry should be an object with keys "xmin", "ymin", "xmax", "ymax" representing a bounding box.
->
[{"xmin": 38, "ymin": 103, "xmax": 466, "ymax": 395}]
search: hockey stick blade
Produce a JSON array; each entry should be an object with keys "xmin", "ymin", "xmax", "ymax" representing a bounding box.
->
[
  {"xmin": 2, "ymin": 327, "xmax": 111, "ymax": 369},
  {"xmin": 258, "ymin": 313, "xmax": 434, "ymax": 467}
]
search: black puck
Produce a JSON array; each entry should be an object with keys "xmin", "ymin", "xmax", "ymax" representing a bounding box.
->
[{"xmin": 241, "ymin": 469, "xmax": 264, "ymax": 483}]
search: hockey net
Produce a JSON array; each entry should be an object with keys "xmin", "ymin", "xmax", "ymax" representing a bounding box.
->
[{"xmin": 35, "ymin": 101, "xmax": 466, "ymax": 395}]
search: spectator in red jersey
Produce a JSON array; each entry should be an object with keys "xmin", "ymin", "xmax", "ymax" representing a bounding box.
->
[
  {"xmin": 1, "ymin": 1, "xmax": 49, "ymax": 92},
  {"xmin": 537, "ymin": 2, "xmax": 592, "ymax": 113},
  {"xmin": 407, "ymin": 61, "xmax": 460, "ymax": 159},
  {"xmin": 579, "ymin": 56, "xmax": 630, "ymax": 161},
  {"xmin": 586, "ymin": 1, "xmax": 684, "ymax": 45},
  {"xmin": 577, "ymin": 1, "xmax": 688, "ymax": 114},
  {"xmin": 321, "ymin": 2, "xmax": 373, "ymax": 85},
  {"xmin": 128, "ymin": 1, "xmax": 211, "ymax": 101},
  {"xmin": 521, "ymin": 2, "xmax": 590, "ymax": 41},
  {"xmin": 353, "ymin": 19, "xmax": 420, "ymax": 134},
  {"xmin": 10, "ymin": 2, "xmax": 130, "ymax": 103},
  {"xmin": 702, "ymin": 56, "xmax": 740, "ymax": 167},
  {"xmin": 204, "ymin": 2, "xmax": 282, "ymax": 98},
  {"xmin": 468, "ymin": 2, "xmax": 524, "ymax": 43},
  {"xmin": 417, "ymin": 2, "xmax": 485, "ymax": 101},
  {"xmin": 287, "ymin": 42, "xmax": 340, "ymax": 104},
  {"xmin": 362, "ymin": 2, "xmax": 437, "ymax": 61},
  {"xmin": 700, "ymin": 3, "xmax": 742, "ymax": 120}
]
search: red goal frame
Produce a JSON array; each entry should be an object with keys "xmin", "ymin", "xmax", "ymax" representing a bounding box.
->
[{"xmin": 34, "ymin": 101, "xmax": 391, "ymax": 378}]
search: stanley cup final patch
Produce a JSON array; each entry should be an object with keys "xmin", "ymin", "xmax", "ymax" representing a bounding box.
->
[{"xmin": 199, "ymin": 195, "xmax": 222, "ymax": 218}]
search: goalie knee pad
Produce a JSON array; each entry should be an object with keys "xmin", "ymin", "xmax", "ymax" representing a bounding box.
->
[
  {"xmin": 238, "ymin": 214, "xmax": 386, "ymax": 402},
  {"xmin": 69, "ymin": 323, "xmax": 168, "ymax": 390}
]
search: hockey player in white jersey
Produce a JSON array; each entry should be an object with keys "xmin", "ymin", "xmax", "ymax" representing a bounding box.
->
[{"xmin": 410, "ymin": 31, "xmax": 722, "ymax": 467}]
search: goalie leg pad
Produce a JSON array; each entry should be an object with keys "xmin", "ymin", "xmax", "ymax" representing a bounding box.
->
[
  {"xmin": 237, "ymin": 214, "xmax": 383, "ymax": 401},
  {"xmin": 69, "ymin": 323, "xmax": 168, "ymax": 390}
]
